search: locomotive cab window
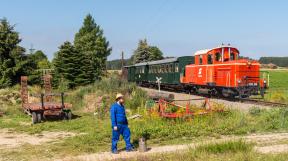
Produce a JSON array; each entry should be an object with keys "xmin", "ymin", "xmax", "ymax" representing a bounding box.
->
[
  {"xmin": 199, "ymin": 55, "xmax": 203, "ymax": 65},
  {"xmin": 230, "ymin": 53, "xmax": 235, "ymax": 60},
  {"xmin": 215, "ymin": 52, "xmax": 222, "ymax": 62},
  {"xmin": 230, "ymin": 52, "xmax": 239, "ymax": 61},
  {"xmin": 208, "ymin": 54, "xmax": 213, "ymax": 64}
]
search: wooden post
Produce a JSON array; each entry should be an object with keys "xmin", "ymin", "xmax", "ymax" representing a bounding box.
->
[
  {"xmin": 43, "ymin": 74, "xmax": 52, "ymax": 102},
  {"xmin": 21, "ymin": 76, "xmax": 28, "ymax": 107}
]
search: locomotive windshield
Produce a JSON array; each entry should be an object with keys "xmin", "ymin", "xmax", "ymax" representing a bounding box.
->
[{"xmin": 230, "ymin": 52, "xmax": 238, "ymax": 61}]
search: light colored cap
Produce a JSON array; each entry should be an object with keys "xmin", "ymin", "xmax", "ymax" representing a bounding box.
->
[{"xmin": 116, "ymin": 93, "xmax": 124, "ymax": 100}]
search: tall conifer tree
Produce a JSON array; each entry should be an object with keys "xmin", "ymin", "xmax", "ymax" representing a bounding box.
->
[
  {"xmin": 53, "ymin": 41, "xmax": 82, "ymax": 88},
  {"xmin": 74, "ymin": 14, "xmax": 112, "ymax": 84},
  {"xmin": 0, "ymin": 18, "xmax": 32, "ymax": 87}
]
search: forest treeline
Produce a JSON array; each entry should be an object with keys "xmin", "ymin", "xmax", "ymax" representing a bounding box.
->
[
  {"xmin": 259, "ymin": 57, "xmax": 288, "ymax": 67},
  {"xmin": 0, "ymin": 16, "xmax": 164, "ymax": 89},
  {"xmin": 107, "ymin": 56, "xmax": 288, "ymax": 70}
]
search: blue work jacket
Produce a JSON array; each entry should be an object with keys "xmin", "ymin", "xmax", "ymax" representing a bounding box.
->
[{"xmin": 110, "ymin": 102, "xmax": 128, "ymax": 127}]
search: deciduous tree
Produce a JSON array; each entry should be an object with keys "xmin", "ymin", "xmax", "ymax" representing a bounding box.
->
[{"xmin": 131, "ymin": 39, "xmax": 163, "ymax": 64}]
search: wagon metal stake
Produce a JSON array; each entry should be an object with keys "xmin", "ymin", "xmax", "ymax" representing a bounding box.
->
[
  {"xmin": 41, "ymin": 93, "xmax": 45, "ymax": 110},
  {"xmin": 61, "ymin": 92, "xmax": 65, "ymax": 110}
]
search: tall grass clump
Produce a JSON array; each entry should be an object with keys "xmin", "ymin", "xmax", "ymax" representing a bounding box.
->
[
  {"xmin": 195, "ymin": 140, "xmax": 252, "ymax": 154},
  {"xmin": 66, "ymin": 74, "xmax": 148, "ymax": 111}
]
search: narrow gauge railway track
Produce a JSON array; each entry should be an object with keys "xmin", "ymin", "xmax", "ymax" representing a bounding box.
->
[
  {"xmin": 140, "ymin": 86, "xmax": 288, "ymax": 108},
  {"xmin": 237, "ymin": 98, "xmax": 288, "ymax": 107}
]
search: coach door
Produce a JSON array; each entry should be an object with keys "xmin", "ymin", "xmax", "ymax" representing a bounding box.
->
[{"xmin": 129, "ymin": 67, "xmax": 135, "ymax": 82}]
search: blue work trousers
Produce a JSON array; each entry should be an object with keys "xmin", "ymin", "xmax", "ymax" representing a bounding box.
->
[{"xmin": 111, "ymin": 124, "xmax": 133, "ymax": 152}]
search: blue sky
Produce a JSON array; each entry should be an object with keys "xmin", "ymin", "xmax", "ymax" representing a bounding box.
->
[{"xmin": 1, "ymin": 0, "xmax": 288, "ymax": 60}]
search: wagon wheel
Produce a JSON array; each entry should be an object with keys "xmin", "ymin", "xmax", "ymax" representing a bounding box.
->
[
  {"xmin": 37, "ymin": 113, "xmax": 42, "ymax": 123},
  {"xmin": 66, "ymin": 111, "xmax": 72, "ymax": 120},
  {"xmin": 62, "ymin": 111, "xmax": 72, "ymax": 120},
  {"xmin": 31, "ymin": 112, "xmax": 38, "ymax": 124},
  {"xmin": 61, "ymin": 112, "xmax": 67, "ymax": 120},
  {"xmin": 42, "ymin": 113, "xmax": 47, "ymax": 121}
]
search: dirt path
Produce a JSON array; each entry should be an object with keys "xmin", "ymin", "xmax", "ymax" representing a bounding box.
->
[
  {"xmin": 0, "ymin": 129, "xmax": 77, "ymax": 149},
  {"xmin": 141, "ymin": 87, "xmax": 269, "ymax": 111},
  {"xmin": 60, "ymin": 132, "xmax": 288, "ymax": 161}
]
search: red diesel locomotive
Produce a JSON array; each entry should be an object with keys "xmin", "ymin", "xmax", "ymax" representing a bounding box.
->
[{"xmin": 181, "ymin": 45, "xmax": 268, "ymax": 98}]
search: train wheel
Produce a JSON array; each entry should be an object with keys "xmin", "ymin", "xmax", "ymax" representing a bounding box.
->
[
  {"xmin": 191, "ymin": 87, "xmax": 198, "ymax": 94},
  {"xmin": 221, "ymin": 89, "xmax": 236, "ymax": 98},
  {"xmin": 221, "ymin": 89, "xmax": 229, "ymax": 98}
]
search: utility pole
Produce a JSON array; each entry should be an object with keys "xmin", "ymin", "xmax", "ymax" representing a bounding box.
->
[
  {"xmin": 29, "ymin": 44, "xmax": 35, "ymax": 54},
  {"xmin": 121, "ymin": 51, "xmax": 124, "ymax": 69}
]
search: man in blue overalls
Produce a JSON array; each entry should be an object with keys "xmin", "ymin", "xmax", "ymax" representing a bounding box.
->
[{"xmin": 110, "ymin": 93, "xmax": 134, "ymax": 154}]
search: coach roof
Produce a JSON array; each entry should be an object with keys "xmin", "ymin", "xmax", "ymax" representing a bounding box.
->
[{"xmin": 132, "ymin": 57, "xmax": 178, "ymax": 66}]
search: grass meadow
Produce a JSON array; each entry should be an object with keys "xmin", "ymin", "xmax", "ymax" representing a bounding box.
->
[
  {"xmin": 0, "ymin": 71, "xmax": 288, "ymax": 160},
  {"xmin": 261, "ymin": 69, "xmax": 288, "ymax": 103},
  {"xmin": 125, "ymin": 140, "xmax": 288, "ymax": 161}
]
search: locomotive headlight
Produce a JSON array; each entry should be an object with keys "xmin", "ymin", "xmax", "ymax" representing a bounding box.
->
[{"xmin": 237, "ymin": 80, "xmax": 241, "ymax": 84}]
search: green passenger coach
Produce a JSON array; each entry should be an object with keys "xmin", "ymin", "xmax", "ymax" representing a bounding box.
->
[{"xmin": 124, "ymin": 56, "xmax": 194, "ymax": 86}]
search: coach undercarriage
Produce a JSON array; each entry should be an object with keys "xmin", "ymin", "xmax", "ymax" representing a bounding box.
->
[{"xmin": 137, "ymin": 81, "xmax": 264, "ymax": 98}]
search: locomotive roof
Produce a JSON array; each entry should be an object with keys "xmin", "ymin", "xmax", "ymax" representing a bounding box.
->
[{"xmin": 194, "ymin": 46, "xmax": 238, "ymax": 56}]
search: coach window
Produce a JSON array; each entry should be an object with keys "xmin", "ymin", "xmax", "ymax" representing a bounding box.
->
[
  {"xmin": 208, "ymin": 54, "xmax": 213, "ymax": 64},
  {"xmin": 199, "ymin": 55, "xmax": 203, "ymax": 65},
  {"xmin": 169, "ymin": 64, "xmax": 173, "ymax": 72},
  {"xmin": 166, "ymin": 64, "xmax": 170, "ymax": 73},
  {"xmin": 215, "ymin": 52, "xmax": 222, "ymax": 62},
  {"xmin": 175, "ymin": 63, "xmax": 179, "ymax": 72}
]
